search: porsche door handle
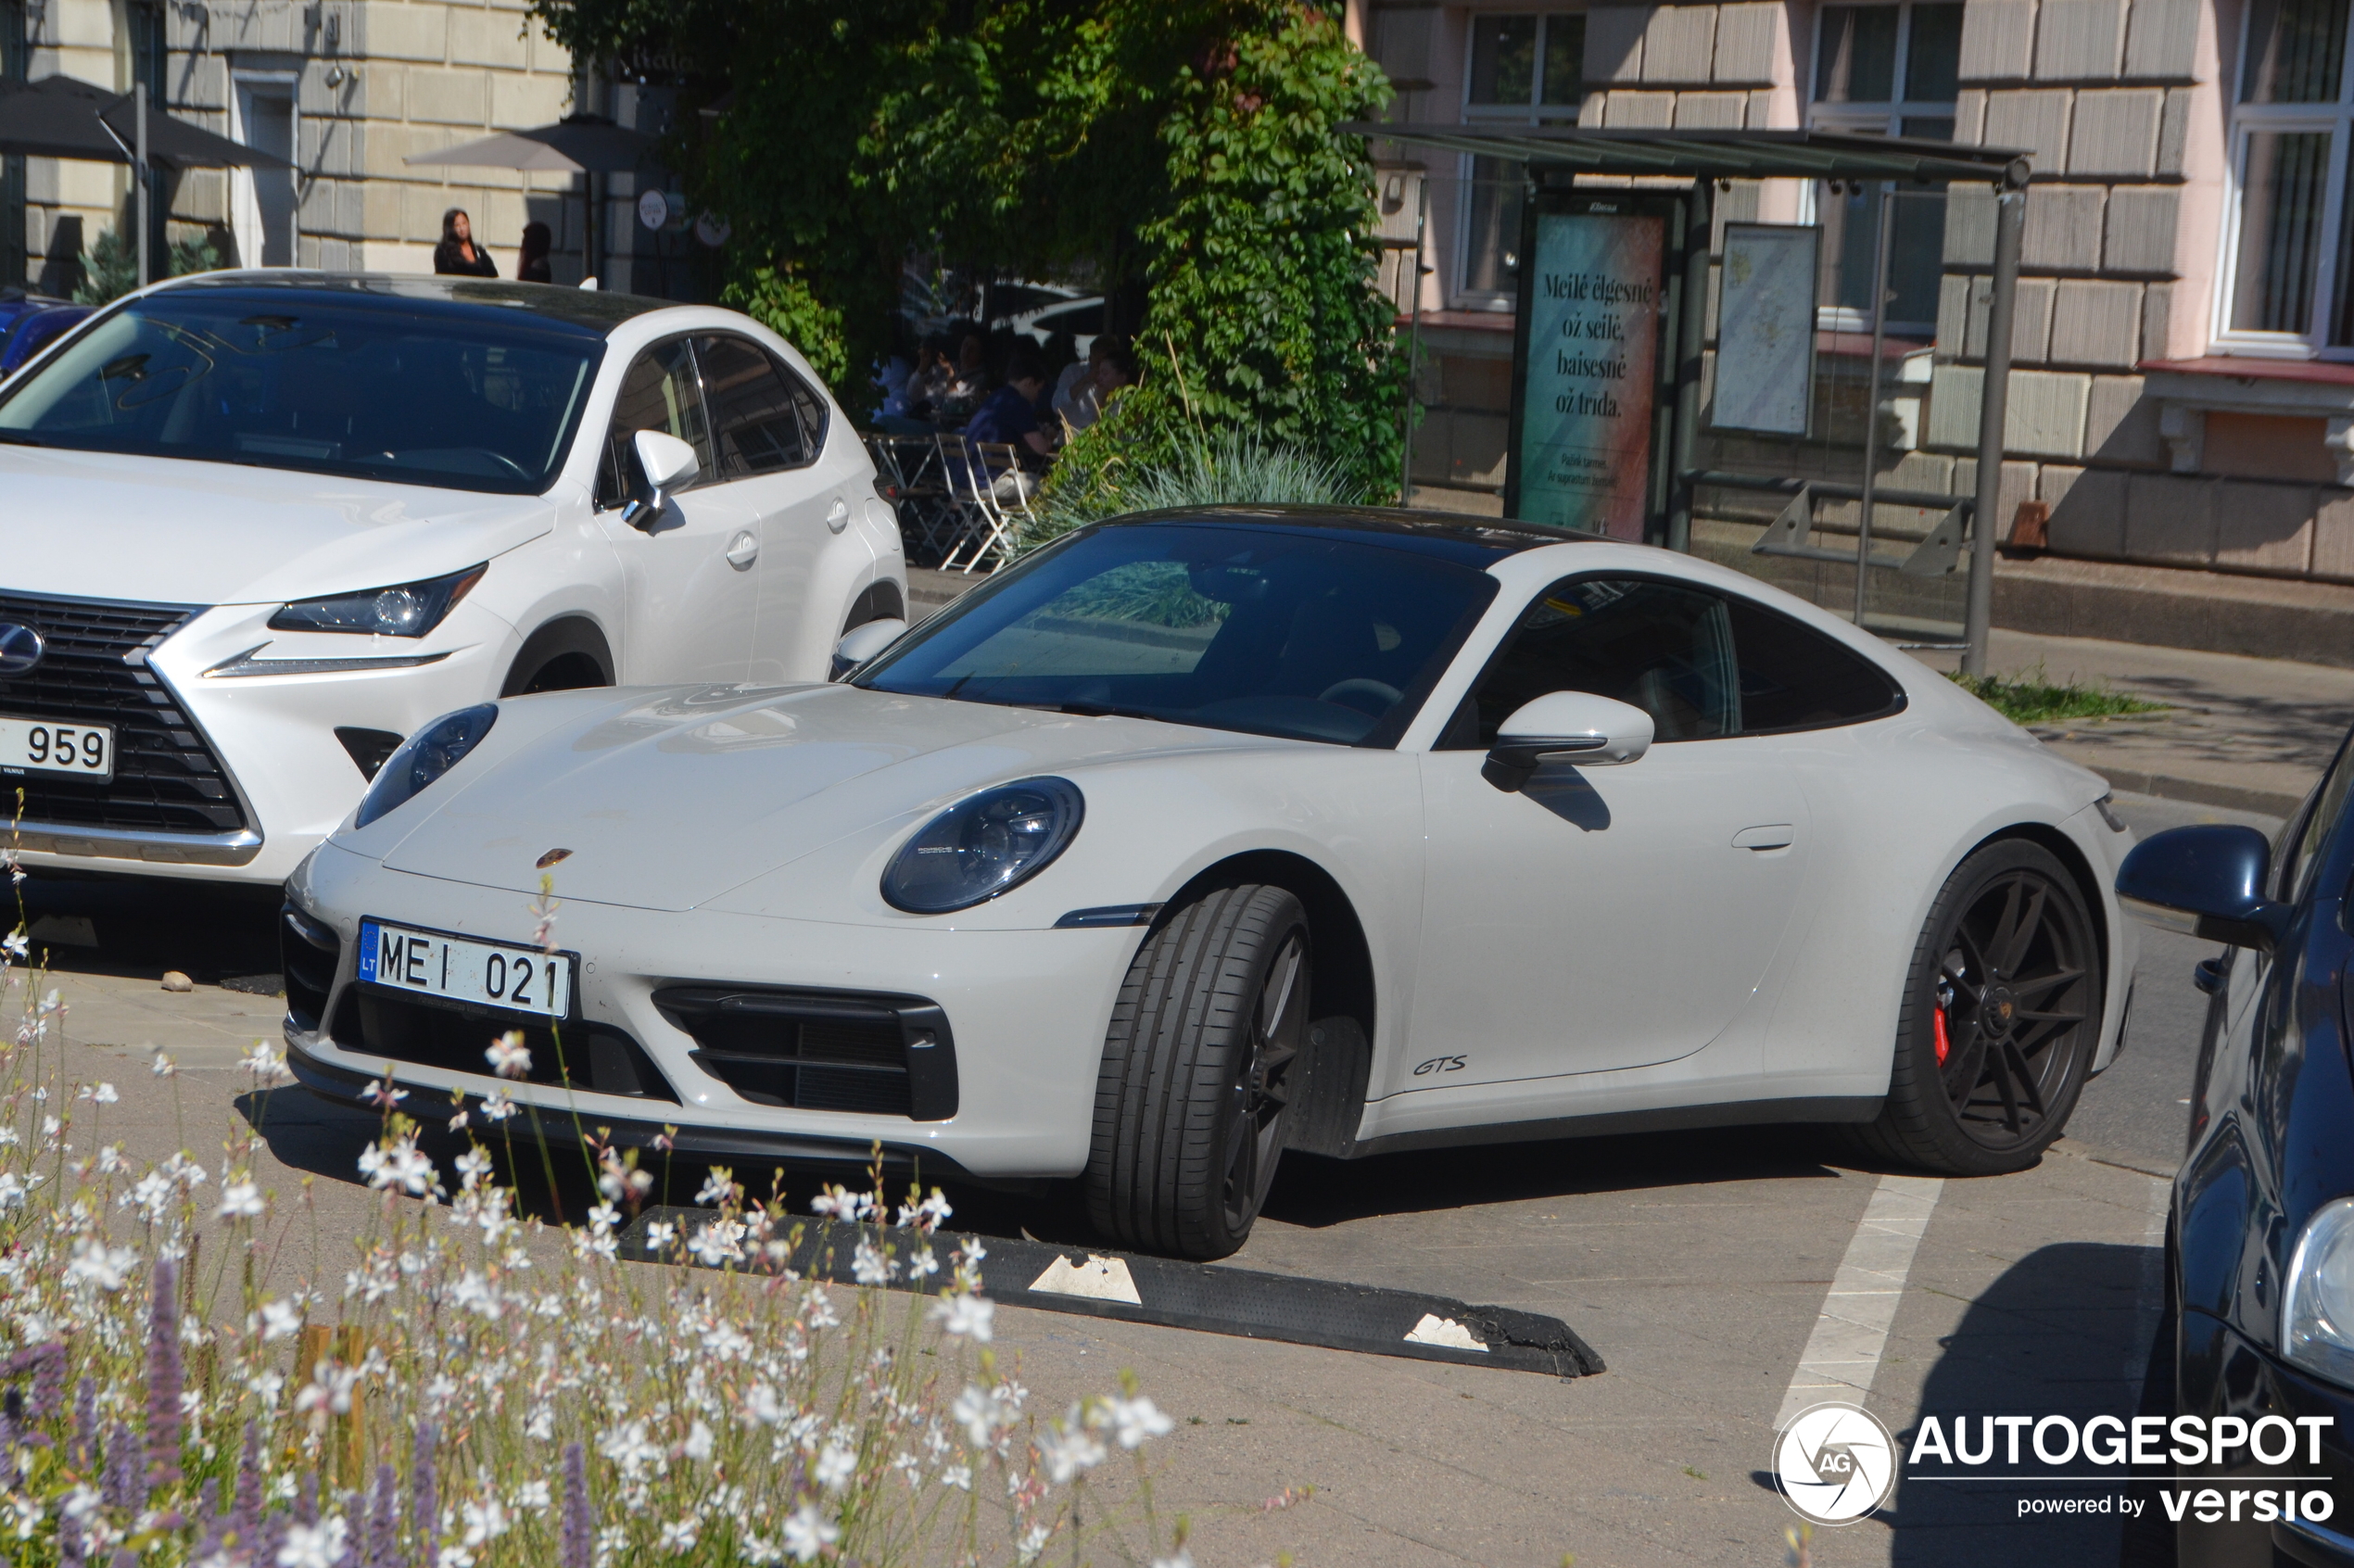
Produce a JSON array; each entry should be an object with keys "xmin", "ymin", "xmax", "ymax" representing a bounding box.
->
[
  {"xmin": 1732, "ymin": 824, "xmax": 1796, "ymax": 851},
  {"xmin": 825, "ymin": 498, "xmax": 851, "ymax": 534},
  {"xmin": 725, "ymin": 530, "xmax": 759, "ymax": 569}
]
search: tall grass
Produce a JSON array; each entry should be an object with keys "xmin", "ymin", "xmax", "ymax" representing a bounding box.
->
[
  {"xmin": 0, "ymin": 934, "xmax": 1186, "ymax": 1565},
  {"xmin": 1022, "ymin": 428, "xmax": 1372, "ymax": 555}
]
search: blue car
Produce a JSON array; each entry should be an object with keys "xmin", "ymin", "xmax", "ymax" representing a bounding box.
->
[
  {"xmin": 2120, "ymin": 734, "xmax": 2354, "ymax": 1564},
  {"xmin": 0, "ymin": 301, "xmax": 95, "ymax": 377}
]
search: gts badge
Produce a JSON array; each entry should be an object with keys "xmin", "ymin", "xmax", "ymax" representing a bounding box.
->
[{"xmin": 1412, "ymin": 1056, "xmax": 1467, "ymax": 1077}]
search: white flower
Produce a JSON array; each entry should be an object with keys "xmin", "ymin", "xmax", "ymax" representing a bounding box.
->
[
  {"xmin": 780, "ymin": 1502, "xmax": 838, "ymax": 1562},
  {"xmin": 852, "ymin": 1237, "xmax": 894, "ymax": 1285},
  {"xmin": 95, "ymin": 1144, "xmax": 126, "ymax": 1174},
  {"xmin": 951, "ymin": 1384, "xmax": 1007, "ymax": 1448},
  {"xmin": 598, "ymin": 1419, "xmax": 662, "ymax": 1480},
  {"xmin": 247, "ymin": 1371, "xmax": 285, "ymax": 1410},
  {"xmin": 150, "ymin": 1048, "xmax": 175, "ymax": 1078},
  {"xmin": 485, "ymin": 1031, "xmax": 531, "ymax": 1080},
  {"xmin": 294, "ymin": 1360, "xmax": 360, "ymax": 1418},
  {"xmin": 256, "ymin": 1297, "xmax": 303, "ymax": 1341},
  {"xmin": 218, "ymin": 1181, "xmax": 266, "ymax": 1220},
  {"xmin": 683, "ymin": 1419, "xmax": 714, "ymax": 1461},
  {"xmin": 511, "ymin": 1480, "xmax": 551, "ymax": 1514},
  {"xmin": 434, "ymin": 1549, "xmax": 474, "ymax": 1568},
  {"xmin": 813, "ymin": 1441, "xmax": 855, "ymax": 1491},
  {"xmin": 939, "ymin": 1463, "xmax": 973, "ymax": 1490},
  {"xmin": 644, "ymin": 1220, "xmax": 677, "ymax": 1252},
  {"xmin": 1150, "ymin": 1555, "xmax": 1196, "ymax": 1568},
  {"xmin": 1, "ymin": 930, "xmax": 25, "ymax": 961},
  {"xmin": 453, "ymin": 1148, "xmax": 493, "ymax": 1190},
  {"xmin": 64, "ymin": 1235, "xmax": 136, "ymax": 1291},
  {"xmin": 241, "ymin": 1043, "xmax": 287, "ymax": 1083},
  {"xmin": 688, "ymin": 1219, "xmax": 745, "ymax": 1267},
  {"xmin": 90, "ymin": 1081, "xmax": 118, "ymax": 1105},
  {"xmin": 1040, "ymin": 1406, "xmax": 1107, "ymax": 1483},
  {"xmin": 808, "ymin": 1184, "xmax": 873, "ymax": 1221},
  {"xmin": 906, "ymin": 1245, "xmax": 939, "ymax": 1279},
  {"xmin": 694, "ymin": 1168, "xmax": 736, "ymax": 1208},
  {"xmin": 657, "ymin": 1518, "xmax": 699, "ymax": 1554},
  {"xmin": 930, "ymin": 1292, "xmax": 994, "ymax": 1343},
  {"xmin": 1107, "ymin": 1395, "xmax": 1174, "ymax": 1449},
  {"xmin": 357, "ymin": 1136, "xmax": 438, "ymax": 1196},
  {"xmin": 479, "ymin": 1090, "xmax": 517, "ymax": 1121},
  {"xmin": 460, "ymin": 1497, "xmax": 509, "ymax": 1547},
  {"xmin": 276, "ymin": 1517, "xmax": 348, "ymax": 1568}
]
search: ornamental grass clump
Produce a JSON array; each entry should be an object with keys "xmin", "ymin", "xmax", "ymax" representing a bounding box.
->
[{"xmin": 0, "ymin": 932, "xmax": 1188, "ymax": 1565}]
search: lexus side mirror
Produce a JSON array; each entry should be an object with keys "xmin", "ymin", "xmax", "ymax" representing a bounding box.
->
[
  {"xmin": 830, "ymin": 616, "xmax": 907, "ymax": 680},
  {"xmin": 622, "ymin": 430, "xmax": 701, "ymax": 528},
  {"xmin": 1485, "ymin": 690, "xmax": 1653, "ymax": 791},
  {"xmin": 2117, "ymin": 824, "xmax": 2290, "ymax": 954}
]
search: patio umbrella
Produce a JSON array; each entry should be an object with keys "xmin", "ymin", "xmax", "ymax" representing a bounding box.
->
[
  {"xmin": 403, "ymin": 113, "xmax": 654, "ymax": 175},
  {"xmin": 0, "ymin": 74, "xmax": 290, "ymax": 170}
]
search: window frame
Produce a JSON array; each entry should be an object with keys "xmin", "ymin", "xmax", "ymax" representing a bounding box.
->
[
  {"xmin": 1436, "ymin": 570, "xmax": 1911, "ymax": 749},
  {"xmin": 594, "ymin": 333, "xmax": 713, "ymax": 512},
  {"xmin": 1452, "ymin": 10, "xmax": 1586, "ymax": 310},
  {"xmin": 693, "ymin": 332, "xmax": 829, "ymax": 482},
  {"xmin": 1799, "ymin": 0, "xmax": 1961, "ymax": 336},
  {"xmin": 2215, "ymin": 3, "xmax": 2354, "ymax": 360}
]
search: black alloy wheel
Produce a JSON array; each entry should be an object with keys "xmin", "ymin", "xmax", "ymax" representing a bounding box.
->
[
  {"xmin": 1855, "ymin": 839, "xmax": 2102, "ymax": 1176},
  {"xmin": 1084, "ymin": 884, "xmax": 1310, "ymax": 1260}
]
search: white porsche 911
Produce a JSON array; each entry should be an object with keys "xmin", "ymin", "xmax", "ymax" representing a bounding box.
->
[
  {"xmin": 0, "ymin": 272, "xmax": 905, "ymax": 887},
  {"xmin": 284, "ymin": 508, "xmax": 2137, "ymax": 1258}
]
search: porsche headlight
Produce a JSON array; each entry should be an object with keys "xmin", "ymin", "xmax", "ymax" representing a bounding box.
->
[
  {"xmin": 354, "ymin": 704, "xmax": 497, "ymax": 828},
  {"xmin": 881, "ymin": 777, "xmax": 1083, "ymax": 914},
  {"xmin": 271, "ymin": 564, "xmax": 486, "ymax": 638},
  {"xmin": 2284, "ymin": 1198, "xmax": 2354, "ymax": 1388}
]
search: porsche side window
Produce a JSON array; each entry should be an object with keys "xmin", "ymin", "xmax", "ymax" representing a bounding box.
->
[
  {"xmin": 2282, "ymin": 727, "xmax": 2354, "ymax": 902},
  {"xmin": 694, "ymin": 334, "xmax": 815, "ymax": 478},
  {"xmin": 1453, "ymin": 576, "xmax": 1742, "ymax": 745},
  {"xmin": 595, "ymin": 338, "xmax": 711, "ymax": 510},
  {"xmin": 1719, "ymin": 596, "xmax": 1906, "ymax": 734}
]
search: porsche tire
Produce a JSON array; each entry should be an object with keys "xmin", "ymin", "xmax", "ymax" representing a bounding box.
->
[
  {"xmin": 1084, "ymin": 884, "xmax": 1310, "ymax": 1260},
  {"xmin": 1854, "ymin": 840, "xmax": 2102, "ymax": 1177}
]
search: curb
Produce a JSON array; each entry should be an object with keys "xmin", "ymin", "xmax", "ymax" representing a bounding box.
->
[{"xmin": 2082, "ymin": 765, "xmax": 2301, "ymax": 823}]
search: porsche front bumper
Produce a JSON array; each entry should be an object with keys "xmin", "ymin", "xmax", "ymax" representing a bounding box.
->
[{"xmin": 285, "ymin": 841, "xmax": 1142, "ymax": 1180}]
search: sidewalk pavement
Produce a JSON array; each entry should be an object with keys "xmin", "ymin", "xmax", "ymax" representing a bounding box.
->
[{"xmin": 1910, "ymin": 629, "xmax": 2354, "ymax": 819}]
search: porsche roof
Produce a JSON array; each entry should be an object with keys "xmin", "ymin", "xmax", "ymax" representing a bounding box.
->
[
  {"xmin": 147, "ymin": 272, "xmax": 676, "ymax": 335},
  {"xmin": 1101, "ymin": 505, "xmax": 1594, "ymax": 565}
]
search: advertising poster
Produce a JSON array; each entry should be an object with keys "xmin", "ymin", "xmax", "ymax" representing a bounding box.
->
[
  {"xmin": 1715, "ymin": 221, "xmax": 1820, "ymax": 436},
  {"xmin": 1512, "ymin": 208, "xmax": 1664, "ymax": 539}
]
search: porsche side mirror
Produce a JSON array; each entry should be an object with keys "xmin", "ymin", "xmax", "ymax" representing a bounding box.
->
[
  {"xmin": 2117, "ymin": 824, "xmax": 2290, "ymax": 954},
  {"xmin": 622, "ymin": 430, "xmax": 701, "ymax": 529},
  {"xmin": 830, "ymin": 616, "xmax": 907, "ymax": 680},
  {"xmin": 1485, "ymin": 690, "xmax": 1654, "ymax": 791}
]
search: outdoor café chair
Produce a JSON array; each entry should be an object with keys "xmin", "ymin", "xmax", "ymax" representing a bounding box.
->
[{"xmin": 935, "ymin": 434, "xmax": 1009, "ymax": 575}]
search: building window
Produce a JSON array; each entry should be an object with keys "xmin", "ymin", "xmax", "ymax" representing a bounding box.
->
[
  {"xmin": 1804, "ymin": 2, "xmax": 1961, "ymax": 334},
  {"xmin": 2221, "ymin": 0, "xmax": 2354, "ymax": 354},
  {"xmin": 1459, "ymin": 13, "xmax": 1585, "ymax": 302}
]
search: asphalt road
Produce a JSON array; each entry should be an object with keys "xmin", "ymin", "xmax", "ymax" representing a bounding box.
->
[{"xmin": 2065, "ymin": 790, "xmax": 2287, "ymax": 1174}]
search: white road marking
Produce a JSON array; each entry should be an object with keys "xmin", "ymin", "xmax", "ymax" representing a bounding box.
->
[
  {"xmin": 1776, "ymin": 1173, "xmax": 1944, "ymax": 1428},
  {"xmin": 1025, "ymin": 1253, "xmax": 1145, "ymax": 1305},
  {"xmin": 1403, "ymin": 1313, "xmax": 1488, "ymax": 1351}
]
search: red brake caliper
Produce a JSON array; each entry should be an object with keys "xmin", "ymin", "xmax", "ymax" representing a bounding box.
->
[{"xmin": 1933, "ymin": 1005, "xmax": 1952, "ymax": 1066}]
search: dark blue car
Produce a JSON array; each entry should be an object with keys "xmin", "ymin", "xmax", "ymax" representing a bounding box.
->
[
  {"xmin": 2120, "ymin": 735, "xmax": 2354, "ymax": 1564},
  {"xmin": 0, "ymin": 301, "xmax": 95, "ymax": 377}
]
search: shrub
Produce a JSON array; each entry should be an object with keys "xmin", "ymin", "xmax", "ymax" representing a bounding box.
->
[{"xmin": 1026, "ymin": 424, "xmax": 1370, "ymax": 553}]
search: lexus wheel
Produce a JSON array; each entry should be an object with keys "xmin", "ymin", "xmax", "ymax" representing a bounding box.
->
[
  {"xmin": 1854, "ymin": 840, "xmax": 2103, "ymax": 1176},
  {"xmin": 1083, "ymin": 884, "xmax": 1309, "ymax": 1260}
]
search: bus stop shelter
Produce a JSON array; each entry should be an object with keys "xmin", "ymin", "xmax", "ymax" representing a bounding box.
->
[{"xmin": 1339, "ymin": 124, "xmax": 2030, "ymax": 674}]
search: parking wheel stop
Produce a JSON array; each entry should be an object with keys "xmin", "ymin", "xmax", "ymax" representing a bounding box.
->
[{"xmin": 617, "ymin": 1208, "xmax": 1605, "ymax": 1379}]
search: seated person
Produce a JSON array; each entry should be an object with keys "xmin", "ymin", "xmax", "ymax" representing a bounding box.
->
[{"xmin": 964, "ymin": 344, "xmax": 1054, "ymax": 471}]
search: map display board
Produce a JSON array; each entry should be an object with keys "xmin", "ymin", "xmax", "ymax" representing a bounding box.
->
[{"xmin": 1714, "ymin": 222, "xmax": 1820, "ymax": 436}]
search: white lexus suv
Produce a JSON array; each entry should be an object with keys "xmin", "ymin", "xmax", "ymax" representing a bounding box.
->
[{"xmin": 0, "ymin": 272, "xmax": 907, "ymax": 886}]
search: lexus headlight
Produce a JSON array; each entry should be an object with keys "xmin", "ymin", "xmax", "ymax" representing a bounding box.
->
[
  {"xmin": 271, "ymin": 564, "xmax": 486, "ymax": 638},
  {"xmin": 881, "ymin": 778, "xmax": 1083, "ymax": 914},
  {"xmin": 2284, "ymin": 1197, "xmax": 2354, "ymax": 1387},
  {"xmin": 354, "ymin": 704, "xmax": 497, "ymax": 828}
]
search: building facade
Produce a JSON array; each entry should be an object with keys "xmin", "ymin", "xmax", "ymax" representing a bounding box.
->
[
  {"xmin": 2, "ymin": 0, "xmax": 703, "ymax": 297},
  {"xmin": 1360, "ymin": 0, "xmax": 2354, "ymax": 588}
]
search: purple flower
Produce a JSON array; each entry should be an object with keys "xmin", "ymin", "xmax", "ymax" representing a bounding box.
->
[
  {"xmin": 193, "ymin": 1476, "xmax": 226, "ymax": 1560},
  {"xmin": 232, "ymin": 1419, "xmax": 263, "ymax": 1549},
  {"xmin": 109, "ymin": 1550, "xmax": 136, "ymax": 1568},
  {"xmin": 560, "ymin": 1440, "xmax": 591, "ymax": 1568},
  {"xmin": 102, "ymin": 1420, "xmax": 140, "ymax": 1510},
  {"xmin": 259, "ymin": 1506, "xmax": 286, "ymax": 1568},
  {"xmin": 57, "ymin": 1507, "xmax": 86, "ymax": 1568},
  {"xmin": 0, "ymin": 1402, "xmax": 18, "ymax": 1489},
  {"xmin": 145, "ymin": 1257, "xmax": 184, "ymax": 1489},
  {"xmin": 411, "ymin": 1421, "xmax": 438, "ymax": 1555},
  {"xmin": 366, "ymin": 1461, "xmax": 401, "ymax": 1568},
  {"xmin": 299, "ymin": 1471, "xmax": 319, "ymax": 1525},
  {"xmin": 26, "ymin": 1341, "xmax": 62, "ymax": 1423},
  {"xmin": 71, "ymin": 1374, "xmax": 95, "ymax": 1467}
]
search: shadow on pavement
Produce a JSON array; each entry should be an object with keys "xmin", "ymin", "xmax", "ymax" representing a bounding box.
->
[
  {"xmin": 18, "ymin": 873, "xmax": 280, "ymax": 986},
  {"xmin": 1881, "ymin": 1240, "xmax": 2165, "ymax": 1566}
]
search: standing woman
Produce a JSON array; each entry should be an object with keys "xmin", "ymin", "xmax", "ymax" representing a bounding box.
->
[
  {"xmin": 516, "ymin": 221, "xmax": 553, "ymax": 284},
  {"xmin": 433, "ymin": 209, "xmax": 499, "ymax": 277}
]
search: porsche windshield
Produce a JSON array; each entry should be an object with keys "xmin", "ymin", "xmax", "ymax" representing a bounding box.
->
[
  {"xmin": 857, "ymin": 523, "xmax": 1499, "ymax": 745},
  {"xmin": 0, "ymin": 294, "xmax": 601, "ymax": 493}
]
